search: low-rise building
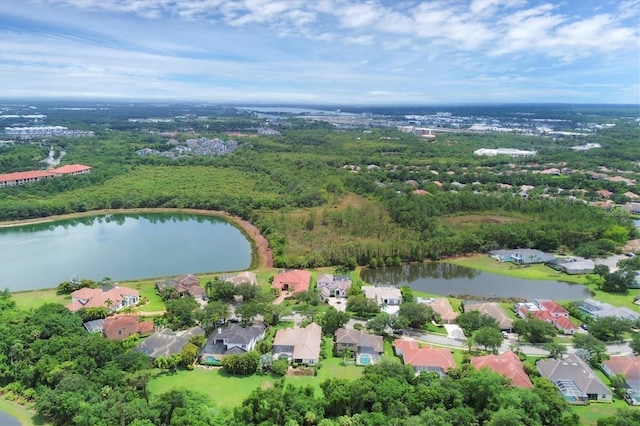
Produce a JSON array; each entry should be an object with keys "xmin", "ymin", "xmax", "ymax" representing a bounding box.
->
[
  {"xmin": 537, "ymin": 354, "xmax": 612, "ymax": 405},
  {"xmin": 200, "ymin": 324, "xmax": 266, "ymax": 365},
  {"xmin": 464, "ymin": 302, "xmax": 513, "ymax": 331},
  {"xmin": 394, "ymin": 339, "xmax": 455, "ymax": 377},
  {"xmin": 416, "ymin": 297, "xmax": 458, "ymax": 323},
  {"xmin": 67, "ymin": 284, "xmax": 139, "ymax": 313},
  {"xmin": 574, "ymin": 299, "xmax": 640, "ymax": 321},
  {"xmin": 156, "ymin": 274, "xmax": 207, "ymax": 300},
  {"xmin": 271, "ymin": 269, "xmax": 311, "ymax": 295},
  {"xmin": 317, "ymin": 274, "xmax": 352, "ymax": 301},
  {"xmin": 361, "ymin": 286, "xmax": 402, "ymax": 314},
  {"xmin": 335, "ymin": 328, "xmax": 383, "ymax": 365},
  {"xmin": 273, "ymin": 322, "xmax": 322, "ymax": 366},
  {"xmin": 603, "ymin": 356, "xmax": 640, "ymax": 405},
  {"xmin": 136, "ymin": 326, "xmax": 206, "ymax": 360},
  {"xmin": 471, "ymin": 351, "xmax": 533, "ymax": 388}
]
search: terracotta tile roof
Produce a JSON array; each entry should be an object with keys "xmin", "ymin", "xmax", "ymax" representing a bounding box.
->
[
  {"xmin": 553, "ymin": 316, "xmax": 578, "ymax": 331},
  {"xmin": 394, "ymin": 339, "xmax": 455, "ymax": 372},
  {"xmin": 271, "ymin": 269, "xmax": 311, "ymax": 294},
  {"xmin": 464, "ymin": 302, "xmax": 513, "ymax": 330},
  {"xmin": 52, "ymin": 164, "xmax": 92, "ymax": 174},
  {"xmin": 537, "ymin": 300, "xmax": 568, "ymax": 316},
  {"xmin": 603, "ymin": 356, "xmax": 640, "ymax": 381},
  {"xmin": 67, "ymin": 285, "xmax": 139, "ymax": 312},
  {"xmin": 0, "ymin": 170, "xmax": 55, "ymax": 182},
  {"xmin": 471, "ymin": 351, "xmax": 533, "ymax": 388}
]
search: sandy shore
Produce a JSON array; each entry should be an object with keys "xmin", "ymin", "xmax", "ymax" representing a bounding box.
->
[{"xmin": 0, "ymin": 208, "xmax": 274, "ymax": 269}]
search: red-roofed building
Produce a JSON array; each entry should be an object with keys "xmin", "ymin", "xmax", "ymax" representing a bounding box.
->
[
  {"xmin": 603, "ymin": 355, "xmax": 640, "ymax": 405},
  {"xmin": 271, "ymin": 270, "xmax": 311, "ymax": 295},
  {"xmin": 536, "ymin": 299, "xmax": 569, "ymax": 318},
  {"xmin": 471, "ymin": 351, "xmax": 533, "ymax": 388},
  {"xmin": 67, "ymin": 284, "xmax": 139, "ymax": 313},
  {"xmin": 52, "ymin": 164, "xmax": 92, "ymax": 176},
  {"xmin": 0, "ymin": 164, "xmax": 91, "ymax": 188},
  {"xmin": 0, "ymin": 170, "xmax": 55, "ymax": 187},
  {"xmin": 553, "ymin": 316, "xmax": 579, "ymax": 335},
  {"xmin": 394, "ymin": 339, "xmax": 455, "ymax": 376},
  {"xmin": 102, "ymin": 315, "xmax": 154, "ymax": 340}
]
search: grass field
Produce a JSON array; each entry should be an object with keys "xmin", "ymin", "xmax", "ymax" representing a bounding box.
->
[
  {"xmin": 148, "ymin": 356, "xmax": 364, "ymax": 409},
  {"xmin": 11, "ymin": 289, "xmax": 70, "ymax": 311},
  {"xmin": 572, "ymin": 398, "xmax": 628, "ymax": 425}
]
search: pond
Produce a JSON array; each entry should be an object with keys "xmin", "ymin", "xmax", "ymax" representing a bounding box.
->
[
  {"xmin": 0, "ymin": 410, "xmax": 20, "ymax": 426},
  {"xmin": 360, "ymin": 262, "xmax": 592, "ymax": 301},
  {"xmin": 0, "ymin": 213, "xmax": 253, "ymax": 292}
]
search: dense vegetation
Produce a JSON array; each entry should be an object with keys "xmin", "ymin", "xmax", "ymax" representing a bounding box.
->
[{"xmin": 4, "ymin": 106, "xmax": 638, "ymax": 270}]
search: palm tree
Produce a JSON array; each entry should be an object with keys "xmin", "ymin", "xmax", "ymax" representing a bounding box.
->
[{"xmin": 104, "ymin": 298, "xmax": 114, "ymax": 312}]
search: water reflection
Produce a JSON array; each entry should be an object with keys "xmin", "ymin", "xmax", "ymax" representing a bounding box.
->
[{"xmin": 360, "ymin": 263, "xmax": 592, "ymax": 301}]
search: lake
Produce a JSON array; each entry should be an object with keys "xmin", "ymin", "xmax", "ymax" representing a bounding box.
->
[
  {"xmin": 0, "ymin": 411, "xmax": 20, "ymax": 426},
  {"xmin": 0, "ymin": 213, "xmax": 253, "ymax": 292},
  {"xmin": 360, "ymin": 262, "xmax": 592, "ymax": 301}
]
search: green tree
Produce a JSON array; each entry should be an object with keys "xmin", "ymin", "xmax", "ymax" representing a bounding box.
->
[
  {"xmin": 601, "ymin": 271, "xmax": 632, "ymax": 293},
  {"xmin": 366, "ymin": 312, "xmax": 390, "ymax": 335},
  {"xmin": 320, "ymin": 307, "xmax": 349, "ymax": 336},
  {"xmin": 455, "ymin": 310, "xmax": 499, "ymax": 335},
  {"xmin": 609, "ymin": 373, "xmax": 628, "ymax": 399},
  {"xmin": 543, "ymin": 342, "xmax": 567, "ymax": 359},
  {"xmin": 513, "ymin": 318, "xmax": 557, "ymax": 343},
  {"xmin": 398, "ymin": 302, "xmax": 433, "ymax": 329},
  {"xmin": 589, "ymin": 317, "xmax": 631, "ymax": 341},
  {"xmin": 573, "ymin": 334, "xmax": 607, "ymax": 365},
  {"xmin": 630, "ymin": 332, "xmax": 640, "ymax": 355},
  {"xmin": 472, "ymin": 327, "xmax": 503, "ymax": 353}
]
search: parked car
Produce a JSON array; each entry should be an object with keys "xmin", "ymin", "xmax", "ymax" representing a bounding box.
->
[
  {"xmin": 502, "ymin": 331, "xmax": 509, "ymax": 339},
  {"xmin": 624, "ymin": 252, "xmax": 636, "ymax": 257},
  {"xmin": 581, "ymin": 323, "xmax": 589, "ymax": 330}
]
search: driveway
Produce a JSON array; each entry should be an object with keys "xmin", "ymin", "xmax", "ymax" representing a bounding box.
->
[{"xmin": 593, "ymin": 254, "xmax": 627, "ymax": 272}]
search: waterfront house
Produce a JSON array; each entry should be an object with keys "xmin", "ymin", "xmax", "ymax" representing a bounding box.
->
[
  {"xmin": 537, "ymin": 354, "xmax": 612, "ymax": 404},
  {"xmin": 471, "ymin": 351, "xmax": 533, "ymax": 388},
  {"xmin": 416, "ymin": 297, "xmax": 458, "ymax": 323},
  {"xmin": 362, "ymin": 286, "xmax": 402, "ymax": 314},
  {"xmin": 271, "ymin": 269, "xmax": 311, "ymax": 295},
  {"xmin": 335, "ymin": 328, "xmax": 383, "ymax": 365},
  {"xmin": 67, "ymin": 284, "xmax": 139, "ymax": 313},
  {"xmin": 317, "ymin": 274, "xmax": 352, "ymax": 301},
  {"xmin": 394, "ymin": 339, "xmax": 455, "ymax": 377},
  {"xmin": 464, "ymin": 302, "xmax": 513, "ymax": 331},
  {"xmin": 156, "ymin": 274, "xmax": 207, "ymax": 300},
  {"xmin": 273, "ymin": 322, "xmax": 322, "ymax": 366}
]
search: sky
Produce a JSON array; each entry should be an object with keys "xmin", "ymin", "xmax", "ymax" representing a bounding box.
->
[{"xmin": 0, "ymin": 0, "xmax": 638, "ymax": 105}]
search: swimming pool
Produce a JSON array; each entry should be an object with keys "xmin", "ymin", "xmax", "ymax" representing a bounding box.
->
[{"xmin": 359, "ymin": 354, "xmax": 372, "ymax": 365}]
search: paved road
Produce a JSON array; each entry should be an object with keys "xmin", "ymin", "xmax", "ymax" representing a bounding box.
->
[{"xmin": 404, "ymin": 329, "xmax": 633, "ymax": 356}]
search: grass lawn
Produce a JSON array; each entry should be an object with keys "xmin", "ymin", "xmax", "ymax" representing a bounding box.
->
[
  {"xmin": 572, "ymin": 398, "xmax": 628, "ymax": 425},
  {"xmin": 11, "ymin": 289, "xmax": 70, "ymax": 311},
  {"xmin": 0, "ymin": 399, "xmax": 47, "ymax": 426},
  {"xmin": 149, "ymin": 356, "xmax": 365, "ymax": 409},
  {"xmin": 446, "ymin": 255, "xmax": 588, "ymax": 284}
]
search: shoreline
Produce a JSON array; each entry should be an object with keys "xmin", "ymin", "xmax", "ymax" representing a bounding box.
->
[{"xmin": 1, "ymin": 208, "xmax": 274, "ymax": 292}]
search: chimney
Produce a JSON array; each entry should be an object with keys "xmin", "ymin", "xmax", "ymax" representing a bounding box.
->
[{"xmin": 114, "ymin": 282, "xmax": 119, "ymax": 288}]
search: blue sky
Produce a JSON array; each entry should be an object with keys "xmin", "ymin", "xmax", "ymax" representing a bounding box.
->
[{"xmin": 0, "ymin": 0, "xmax": 638, "ymax": 104}]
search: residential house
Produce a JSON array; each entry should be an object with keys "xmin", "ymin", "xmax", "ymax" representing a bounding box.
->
[
  {"xmin": 334, "ymin": 328, "xmax": 383, "ymax": 365},
  {"xmin": 220, "ymin": 271, "xmax": 258, "ymax": 286},
  {"xmin": 471, "ymin": 351, "xmax": 533, "ymax": 388},
  {"xmin": 394, "ymin": 339, "xmax": 455, "ymax": 377},
  {"xmin": 67, "ymin": 284, "xmax": 139, "ymax": 313},
  {"xmin": 199, "ymin": 324, "xmax": 266, "ymax": 365},
  {"xmin": 464, "ymin": 302, "xmax": 513, "ymax": 331},
  {"xmin": 602, "ymin": 356, "xmax": 640, "ymax": 405},
  {"xmin": 547, "ymin": 257, "xmax": 595, "ymax": 275},
  {"xmin": 135, "ymin": 326, "xmax": 206, "ymax": 360},
  {"xmin": 271, "ymin": 269, "xmax": 311, "ymax": 295},
  {"xmin": 97, "ymin": 315, "xmax": 154, "ymax": 340},
  {"xmin": 156, "ymin": 274, "xmax": 207, "ymax": 300},
  {"xmin": 361, "ymin": 286, "xmax": 402, "ymax": 314},
  {"xmin": 574, "ymin": 299, "xmax": 640, "ymax": 321},
  {"xmin": 273, "ymin": 322, "xmax": 322, "ymax": 366},
  {"xmin": 537, "ymin": 354, "xmax": 612, "ymax": 404},
  {"xmin": 489, "ymin": 249, "xmax": 555, "ymax": 265},
  {"xmin": 317, "ymin": 274, "xmax": 352, "ymax": 301},
  {"xmin": 416, "ymin": 297, "xmax": 458, "ymax": 324},
  {"xmin": 596, "ymin": 189, "xmax": 614, "ymax": 200},
  {"xmin": 516, "ymin": 299, "xmax": 577, "ymax": 335}
]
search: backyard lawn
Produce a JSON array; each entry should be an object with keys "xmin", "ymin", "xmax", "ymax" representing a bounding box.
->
[
  {"xmin": 572, "ymin": 398, "xmax": 629, "ymax": 425},
  {"xmin": 11, "ymin": 289, "xmax": 70, "ymax": 311}
]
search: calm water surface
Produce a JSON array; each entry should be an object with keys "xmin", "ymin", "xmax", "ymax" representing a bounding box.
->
[
  {"xmin": 0, "ymin": 213, "xmax": 252, "ymax": 291},
  {"xmin": 0, "ymin": 410, "xmax": 20, "ymax": 426},
  {"xmin": 360, "ymin": 263, "xmax": 592, "ymax": 301}
]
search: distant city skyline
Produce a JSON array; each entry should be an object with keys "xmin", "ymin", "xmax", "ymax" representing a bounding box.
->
[{"xmin": 1, "ymin": 0, "xmax": 638, "ymax": 104}]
